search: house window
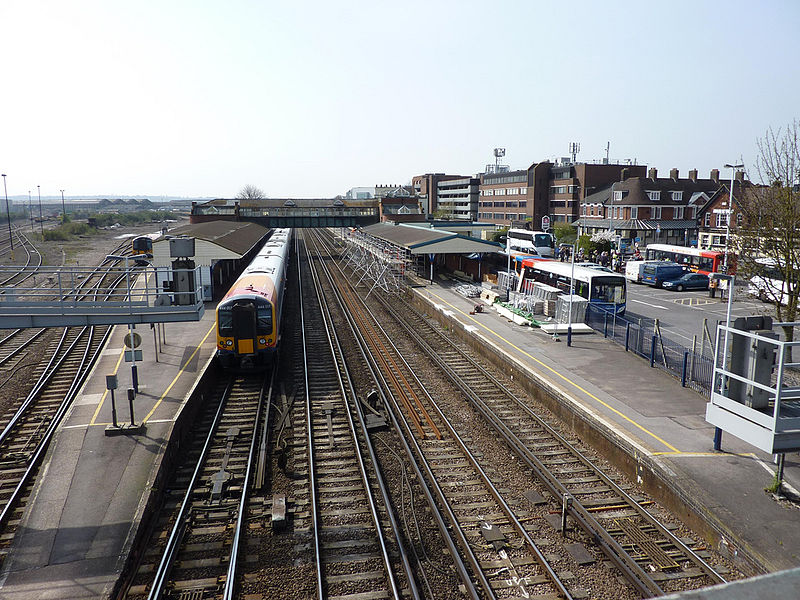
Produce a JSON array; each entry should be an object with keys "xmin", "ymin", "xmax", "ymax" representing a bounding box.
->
[
  {"xmin": 674, "ymin": 207, "xmax": 684, "ymax": 219},
  {"xmin": 736, "ymin": 213, "xmax": 743, "ymax": 226},
  {"xmin": 495, "ymin": 188, "xmax": 505, "ymax": 196},
  {"xmin": 652, "ymin": 207, "xmax": 662, "ymax": 219},
  {"xmin": 689, "ymin": 206, "xmax": 696, "ymax": 219},
  {"xmin": 484, "ymin": 189, "xmax": 493, "ymax": 196},
  {"xmin": 613, "ymin": 191, "xmax": 623, "ymax": 201},
  {"xmin": 704, "ymin": 212, "xmax": 711, "ymax": 227},
  {"xmin": 716, "ymin": 213, "xmax": 729, "ymax": 227},
  {"xmin": 672, "ymin": 191, "xmax": 683, "ymax": 202},
  {"xmin": 507, "ymin": 188, "xmax": 517, "ymax": 195},
  {"xmin": 648, "ymin": 191, "xmax": 661, "ymax": 201},
  {"xmin": 519, "ymin": 187, "xmax": 527, "ymax": 194},
  {"xmin": 630, "ymin": 206, "xmax": 638, "ymax": 219}
]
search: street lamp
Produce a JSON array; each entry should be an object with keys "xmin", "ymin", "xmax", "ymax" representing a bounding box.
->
[
  {"xmin": 60, "ymin": 189, "xmax": 66, "ymax": 223},
  {"xmin": 28, "ymin": 190, "xmax": 33, "ymax": 231},
  {"xmin": 37, "ymin": 185, "xmax": 43, "ymax": 238},
  {"xmin": 722, "ymin": 163, "xmax": 744, "ymax": 273},
  {"xmin": 1, "ymin": 174, "xmax": 13, "ymax": 251},
  {"xmin": 567, "ymin": 243, "xmax": 576, "ymax": 346}
]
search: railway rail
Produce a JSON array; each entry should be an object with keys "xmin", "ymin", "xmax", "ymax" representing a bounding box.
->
[
  {"xmin": 0, "ymin": 244, "xmax": 142, "ymax": 561},
  {"xmin": 125, "ymin": 373, "xmax": 270, "ymax": 600},
  {"xmin": 308, "ymin": 227, "xmax": 734, "ymax": 598},
  {"xmin": 291, "ymin": 232, "xmax": 415, "ymax": 599}
]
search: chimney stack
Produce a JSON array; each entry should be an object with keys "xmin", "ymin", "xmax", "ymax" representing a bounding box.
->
[
  {"xmin": 670, "ymin": 168, "xmax": 679, "ymax": 181},
  {"xmin": 710, "ymin": 169, "xmax": 720, "ymax": 183},
  {"xmin": 621, "ymin": 168, "xmax": 629, "ymax": 181},
  {"xmin": 648, "ymin": 167, "xmax": 658, "ymax": 180},
  {"xmin": 689, "ymin": 169, "xmax": 698, "ymax": 182},
  {"xmin": 735, "ymin": 170, "xmax": 745, "ymax": 183}
]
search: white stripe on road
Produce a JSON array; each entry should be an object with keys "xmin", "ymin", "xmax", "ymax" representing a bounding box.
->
[{"xmin": 630, "ymin": 298, "xmax": 670, "ymax": 310}]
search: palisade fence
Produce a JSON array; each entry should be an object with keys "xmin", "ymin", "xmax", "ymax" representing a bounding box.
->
[{"xmin": 585, "ymin": 305, "xmax": 715, "ymax": 396}]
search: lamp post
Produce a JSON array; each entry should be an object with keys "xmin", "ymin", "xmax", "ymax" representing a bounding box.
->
[
  {"xmin": 722, "ymin": 163, "xmax": 744, "ymax": 274},
  {"xmin": 37, "ymin": 185, "xmax": 44, "ymax": 239},
  {"xmin": 567, "ymin": 243, "xmax": 576, "ymax": 346},
  {"xmin": 28, "ymin": 190, "xmax": 33, "ymax": 231},
  {"xmin": 1, "ymin": 174, "xmax": 13, "ymax": 251},
  {"xmin": 710, "ymin": 272, "xmax": 735, "ymax": 450},
  {"xmin": 60, "ymin": 189, "xmax": 66, "ymax": 223}
]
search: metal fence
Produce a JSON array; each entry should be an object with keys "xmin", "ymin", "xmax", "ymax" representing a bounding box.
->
[{"xmin": 585, "ymin": 305, "xmax": 715, "ymax": 396}]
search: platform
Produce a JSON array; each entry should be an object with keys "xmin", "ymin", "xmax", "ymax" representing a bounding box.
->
[
  {"xmin": 0, "ymin": 306, "xmax": 218, "ymax": 599},
  {"xmin": 412, "ymin": 279, "xmax": 800, "ymax": 577}
]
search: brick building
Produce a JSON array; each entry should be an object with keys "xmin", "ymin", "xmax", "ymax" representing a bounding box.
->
[{"xmin": 580, "ymin": 168, "xmax": 723, "ymax": 248}]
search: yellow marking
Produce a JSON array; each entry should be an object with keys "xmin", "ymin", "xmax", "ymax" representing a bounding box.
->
[
  {"xmin": 141, "ymin": 325, "xmax": 216, "ymax": 424},
  {"xmin": 89, "ymin": 352, "xmax": 126, "ymax": 425},
  {"xmin": 674, "ymin": 297, "xmax": 713, "ymax": 306},
  {"xmin": 427, "ymin": 290, "xmax": 681, "ymax": 454},
  {"xmin": 654, "ymin": 451, "xmax": 757, "ymax": 457}
]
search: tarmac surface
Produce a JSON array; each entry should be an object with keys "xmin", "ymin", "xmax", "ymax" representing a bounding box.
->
[
  {"xmin": 0, "ymin": 309, "xmax": 218, "ymax": 599},
  {"xmin": 1, "ymin": 273, "xmax": 799, "ymax": 599}
]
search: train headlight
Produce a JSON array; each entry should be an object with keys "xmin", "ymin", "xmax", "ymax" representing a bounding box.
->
[
  {"xmin": 267, "ymin": 338, "xmax": 272, "ymax": 344},
  {"xmin": 226, "ymin": 339, "xmax": 233, "ymax": 346},
  {"xmin": 259, "ymin": 338, "xmax": 266, "ymax": 345}
]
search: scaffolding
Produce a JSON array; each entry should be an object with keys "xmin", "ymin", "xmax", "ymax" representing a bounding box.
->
[{"xmin": 340, "ymin": 228, "xmax": 411, "ymax": 296}]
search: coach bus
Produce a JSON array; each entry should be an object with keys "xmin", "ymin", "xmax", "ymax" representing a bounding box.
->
[
  {"xmin": 518, "ymin": 257, "xmax": 626, "ymax": 315},
  {"xmin": 507, "ymin": 229, "xmax": 555, "ymax": 258},
  {"xmin": 644, "ymin": 243, "xmax": 734, "ymax": 275}
]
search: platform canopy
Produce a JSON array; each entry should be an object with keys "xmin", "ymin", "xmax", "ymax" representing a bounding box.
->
[
  {"xmin": 359, "ymin": 222, "xmax": 502, "ymax": 255},
  {"xmin": 153, "ymin": 221, "xmax": 271, "ymax": 267}
]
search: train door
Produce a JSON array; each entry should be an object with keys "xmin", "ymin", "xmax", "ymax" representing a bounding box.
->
[{"xmin": 231, "ymin": 302, "xmax": 257, "ymax": 355}]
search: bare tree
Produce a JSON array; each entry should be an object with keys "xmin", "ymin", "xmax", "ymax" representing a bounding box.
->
[
  {"xmin": 236, "ymin": 185, "xmax": 266, "ymax": 201},
  {"xmin": 737, "ymin": 119, "xmax": 800, "ymax": 343}
]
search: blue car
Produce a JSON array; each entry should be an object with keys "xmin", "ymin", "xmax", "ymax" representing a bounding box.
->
[{"xmin": 662, "ymin": 272, "xmax": 709, "ymax": 291}]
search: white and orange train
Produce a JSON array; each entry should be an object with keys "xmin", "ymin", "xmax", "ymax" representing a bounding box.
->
[{"xmin": 216, "ymin": 228, "xmax": 292, "ymax": 369}]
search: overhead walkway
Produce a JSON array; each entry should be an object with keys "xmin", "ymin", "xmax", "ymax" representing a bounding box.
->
[{"xmin": 0, "ymin": 263, "xmax": 204, "ymax": 328}]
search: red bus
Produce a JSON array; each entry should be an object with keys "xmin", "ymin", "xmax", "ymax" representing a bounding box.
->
[{"xmin": 643, "ymin": 244, "xmax": 735, "ymax": 275}]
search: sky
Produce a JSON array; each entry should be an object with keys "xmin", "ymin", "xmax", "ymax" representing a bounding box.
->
[{"xmin": 1, "ymin": 0, "xmax": 799, "ymax": 200}]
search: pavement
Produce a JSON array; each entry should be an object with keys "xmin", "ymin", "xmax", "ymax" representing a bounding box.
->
[
  {"xmin": 411, "ymin": 278, "xmax": 800, "ymax": 575},
  {"xmin": 0, "ymin": 310, "xmax": 218, "ymax": 599}
]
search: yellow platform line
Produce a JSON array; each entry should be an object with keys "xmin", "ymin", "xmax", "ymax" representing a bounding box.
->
[
  {"xmin": 141, "ymin": 324, "xmax": 216, "ymax": 424},
  {"xmin": 89, "ymin": 324, "xmax": 216, "ymax": 426},
  {"xmin": 428, "ymin": 290, "xmax": 681, "ymax": 454}
]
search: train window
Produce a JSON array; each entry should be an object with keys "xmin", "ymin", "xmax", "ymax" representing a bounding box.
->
[
  {"xmin": 218, "ymin": 308, "xmax": 233, "ymax": 333},
  {"xmin": 257, "ymin": 307, "xmax": 273, "ymax": 333}
]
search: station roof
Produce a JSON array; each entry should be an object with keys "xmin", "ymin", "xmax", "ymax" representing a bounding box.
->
[
  {"xmin": 360, "ymin": 222, "xmax": 502, "ymax": 255},
  {"xmin": 158, "ymin": 221, "xmax": 270, "ymax": 257}
]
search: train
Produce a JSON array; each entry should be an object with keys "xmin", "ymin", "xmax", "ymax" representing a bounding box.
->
[
  {"xmin": 131, "ymin": 235, "xmax": 154, "ymax": 265},
  {"xmin": 216, "ymin": 228, "xmax": 292, "ymax": 370}
]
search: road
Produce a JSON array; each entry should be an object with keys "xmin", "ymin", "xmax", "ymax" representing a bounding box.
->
[{"xmin": 624, "ymin": 280, "xmax": 774, "ymax": 348}]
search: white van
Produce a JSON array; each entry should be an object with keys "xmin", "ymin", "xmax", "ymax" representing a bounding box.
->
[{"xmin": 625, "ymin": 259, "xmax": 660, "ymax": 283}]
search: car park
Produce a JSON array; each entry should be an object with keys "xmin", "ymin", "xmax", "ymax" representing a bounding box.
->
[{"xmin": 662, "ymin": 272, "xmax": 710, "ymax": 291}]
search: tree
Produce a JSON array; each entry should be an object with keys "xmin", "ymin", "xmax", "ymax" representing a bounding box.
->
[
  {"xmin": 552, "ymin": 222, "xmax": 576, "ymax": 244},
  {"xmin": 737, "ymin": 119, "xmax": 800, "ymax": 344},
  {"xmin": 236, "ymin": 185, "xmax": 266, "ymax": 201}
]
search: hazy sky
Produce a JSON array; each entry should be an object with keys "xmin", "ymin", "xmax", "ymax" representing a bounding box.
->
[{"xmin": 2, "ymin": 0, "xmax": 798, "ymax": 200}]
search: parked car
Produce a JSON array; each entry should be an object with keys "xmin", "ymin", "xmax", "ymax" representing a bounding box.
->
[
  {"xmin": 662, "ymin": 272, "xmax": 710, "ymax": 291},
  {"xmin": 641, "ymin": 262, "xmax": 685, "ymax": 287}
]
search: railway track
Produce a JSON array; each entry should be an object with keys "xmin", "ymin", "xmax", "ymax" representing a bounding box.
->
[
  {"xmin": 307, "ymin": 227, "xmax": 734, "ymax": 598},
  {"xmin": 377, "ymin": 294, "xmax": 729, "ymax": 596},
  {"xmin": 290, "ymin": 233, "xmax": 415, "ymax": 599},
  {"xmin": 126, "ymin": 373, "xmax": 269, "ymax": 600},
  {"xmin": 0, "ymin": 244, "xmax": 142, "ymax": 562}
]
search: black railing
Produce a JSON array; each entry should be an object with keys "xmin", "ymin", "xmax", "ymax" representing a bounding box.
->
[{"xmin": 586, "ymin": 305, "xmax": 714, "ymax": 396}]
